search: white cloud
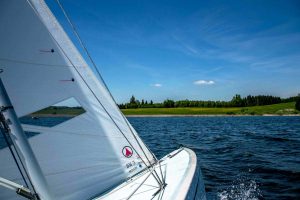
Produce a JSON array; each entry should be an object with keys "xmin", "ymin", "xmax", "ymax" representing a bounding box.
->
[
  {"xmin": 151, "ymin": 83, "xmax": 162, "ymax": 87},
  {"xmin": 194, "ymin": 80, "xmax": 215, "ymax": 85}
]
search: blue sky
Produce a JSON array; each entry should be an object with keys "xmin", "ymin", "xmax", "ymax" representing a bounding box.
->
[{"xmin": 47, "ymin": 0, "xmax": 300, "ymax": 103}]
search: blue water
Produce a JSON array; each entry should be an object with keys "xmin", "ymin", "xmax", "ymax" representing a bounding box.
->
[
  {"xmin": 128, "ymin": 116, "xmax": 300, "ymax": 199},
  {"xmin": 1, "ymin": 116, "xmax": 300, "ymax": 199}
]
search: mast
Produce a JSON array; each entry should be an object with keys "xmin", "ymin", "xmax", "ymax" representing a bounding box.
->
[
  {"xmin": 0, "ymin": 77, "xmax": 52, "ymax": 200},
  {"xmin": 0, "ymin": 0, "xmax": 158, "ymax": 198}
]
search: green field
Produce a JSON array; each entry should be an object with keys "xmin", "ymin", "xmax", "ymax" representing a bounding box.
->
[
  {"xmin": 121, "ymin": 102, "xmax": 299, "ymax": 116},
  {"xmin": 30, "ymin": 102, "xmax": 299, "ymax": 116}
]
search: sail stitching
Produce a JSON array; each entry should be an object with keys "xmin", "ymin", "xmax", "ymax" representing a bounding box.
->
[
  {"xmin": 23, "ymin": 125, "xmax": 138, "ymax": 138},
  {"xmin": 0, "ymin": 57, "xmax": 74, "ymax": 68}
]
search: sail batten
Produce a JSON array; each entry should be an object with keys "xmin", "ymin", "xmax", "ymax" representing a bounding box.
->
[{"xmin": 0, "ymin": 0, "xmax": 155, "ymax": 199}]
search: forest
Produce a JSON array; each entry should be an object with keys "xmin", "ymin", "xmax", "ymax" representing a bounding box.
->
[{"xmin": 118, "ymin": 94, "xmax": 300, "ymax": 109}]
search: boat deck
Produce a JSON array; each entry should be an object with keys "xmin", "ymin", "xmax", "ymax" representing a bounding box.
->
[{"xmin": 96, "ymin": 148, "xmax": 206, "ymax": 200}]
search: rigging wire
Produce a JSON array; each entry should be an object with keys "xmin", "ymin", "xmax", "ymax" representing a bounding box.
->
[
  {"xmin": 27, "ymin": 0, "xmax": 164, "ymax": 189},
  {"xmin": 55, "ymin": 0, "xmax": 157, "ymax": 166},
  {"xmin": 0, "ymin": 55, "xmax": 166, "ymax": 187},
  {"xmin": 122, "ymin": 116, "xmax": 165, "ymax": 185},
  {"xmin": 53, "ymin": 0, "xmax": 165, "ymax": 186},
  {"xmin": 53, "ymin": 0, "xmax": 158, "ymax": 159},
  {"xmin": 53, "ymin": 0, "xmax": 157, "ymax": 157},
  {"xmin": 27, "ymin": 0, "xmax": 147, "ymax": 170}
]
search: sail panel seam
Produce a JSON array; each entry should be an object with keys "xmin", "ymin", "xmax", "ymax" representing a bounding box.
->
[{"xmin": 0, "ymin": 57, "xmax": 75, "ymax": 68}]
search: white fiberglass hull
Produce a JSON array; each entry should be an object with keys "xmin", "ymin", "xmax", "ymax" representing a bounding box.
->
[{"xmin": 95, "ymin": 148, "xmax": 206, "ymax": 200}]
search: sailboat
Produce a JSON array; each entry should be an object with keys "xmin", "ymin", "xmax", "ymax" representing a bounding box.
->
[{"xmin": 0, "ymin": 0, "xmax": 206, "ymax": 199}]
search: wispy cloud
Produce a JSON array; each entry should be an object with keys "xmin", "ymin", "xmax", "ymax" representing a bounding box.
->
[
  {"xmin": 169, "ymin": 9, "xmax": 300, "ymax": 72},
  {"xmin": 151, "ymin": 83, "xmax": 162, "ymax": 87},
  {"xmin": 194, "ymin": 80, "xmax": 215, "ymax": 85},
  {"xmin": 66, "ymin": 1, "xmax": 300, "ymax": 100},
  {"xmin": 126, "ymin": 63, "xmax": 162, "ymax": 78}
]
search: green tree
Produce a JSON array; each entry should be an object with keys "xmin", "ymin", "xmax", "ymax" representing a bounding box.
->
[
  {"xmin": 130, "ymin": 95, "xmax": 136, "ymax": 104},
  {"xmin": 231, "ymin": 94, "xmax": 243, "ymax": 107},
  {"xmin": 127, "ymin": 95, "xmax": 138, "ymax": 108},
  {"xmin": 163, "ymin": 99, "xmax": 175, "ymax": 108}
]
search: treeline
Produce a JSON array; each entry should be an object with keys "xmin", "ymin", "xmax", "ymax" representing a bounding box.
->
[{"xmin": 118, "ymin": 94, "xmax": 299, "ymax": 109}]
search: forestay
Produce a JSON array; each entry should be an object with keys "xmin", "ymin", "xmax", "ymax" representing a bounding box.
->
[{"xmin": 0, "ymin": 0, "xmax": 155, "ymax": 199}]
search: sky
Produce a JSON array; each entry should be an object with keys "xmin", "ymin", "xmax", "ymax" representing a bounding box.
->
[{"xmin": 47, "ymin": 0, "xmax": 300, "ymax": 103}]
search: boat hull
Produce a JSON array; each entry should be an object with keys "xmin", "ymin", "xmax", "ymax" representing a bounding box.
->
[{"xmin": 96, "ymin": 148, "xmax": 206, "ymax": 200}]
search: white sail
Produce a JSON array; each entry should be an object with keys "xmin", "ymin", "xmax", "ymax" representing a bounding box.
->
[{"xmin": 0, "ymin": 0, "xmax": 156, "ymax": 199}]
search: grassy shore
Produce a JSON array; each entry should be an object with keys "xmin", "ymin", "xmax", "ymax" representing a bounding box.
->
[
  {"xmin": 28, "ymin": 102, "xmax": 299, "ymax": 117},
  {"xmin": 121, "ymin": 102, "xmax": 300, "ymax": 116}
]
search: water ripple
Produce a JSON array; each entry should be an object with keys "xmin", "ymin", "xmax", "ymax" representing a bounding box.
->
[{"xmin": 129, "ymin": 116, "xmax": 300, "ymax": 199}]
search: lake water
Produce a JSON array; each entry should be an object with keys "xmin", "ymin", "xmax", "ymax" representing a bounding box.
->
[
  {"xmin": 2, "ymin": 116, "xmax": 300, "ymax": 199},
  {"xmin": 128, "ymin": 116, "xmax": 300, "ymax": 200}
]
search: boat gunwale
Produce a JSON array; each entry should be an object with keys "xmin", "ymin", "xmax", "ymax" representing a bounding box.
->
[
  {"xmin": 94, "ymin": 147, "xmax": 197, "ymax": 200},
  {"xmin": 172, "ymin": 148, "xmax": 197, "ymax": 200}
]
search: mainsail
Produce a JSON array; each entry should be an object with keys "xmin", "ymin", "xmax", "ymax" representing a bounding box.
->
[{"xmin": 0, "ymin": 0, "xmax": 156, "ymax": 199}]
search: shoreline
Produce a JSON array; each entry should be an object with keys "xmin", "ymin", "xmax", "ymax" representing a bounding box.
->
[
  {"xmin": 125, "ymin": 114, "xmax": 300, "ymax": 117},
  {"xmin": 27, "ymin": 113, "xmax": 300, "ymax": 118}
]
